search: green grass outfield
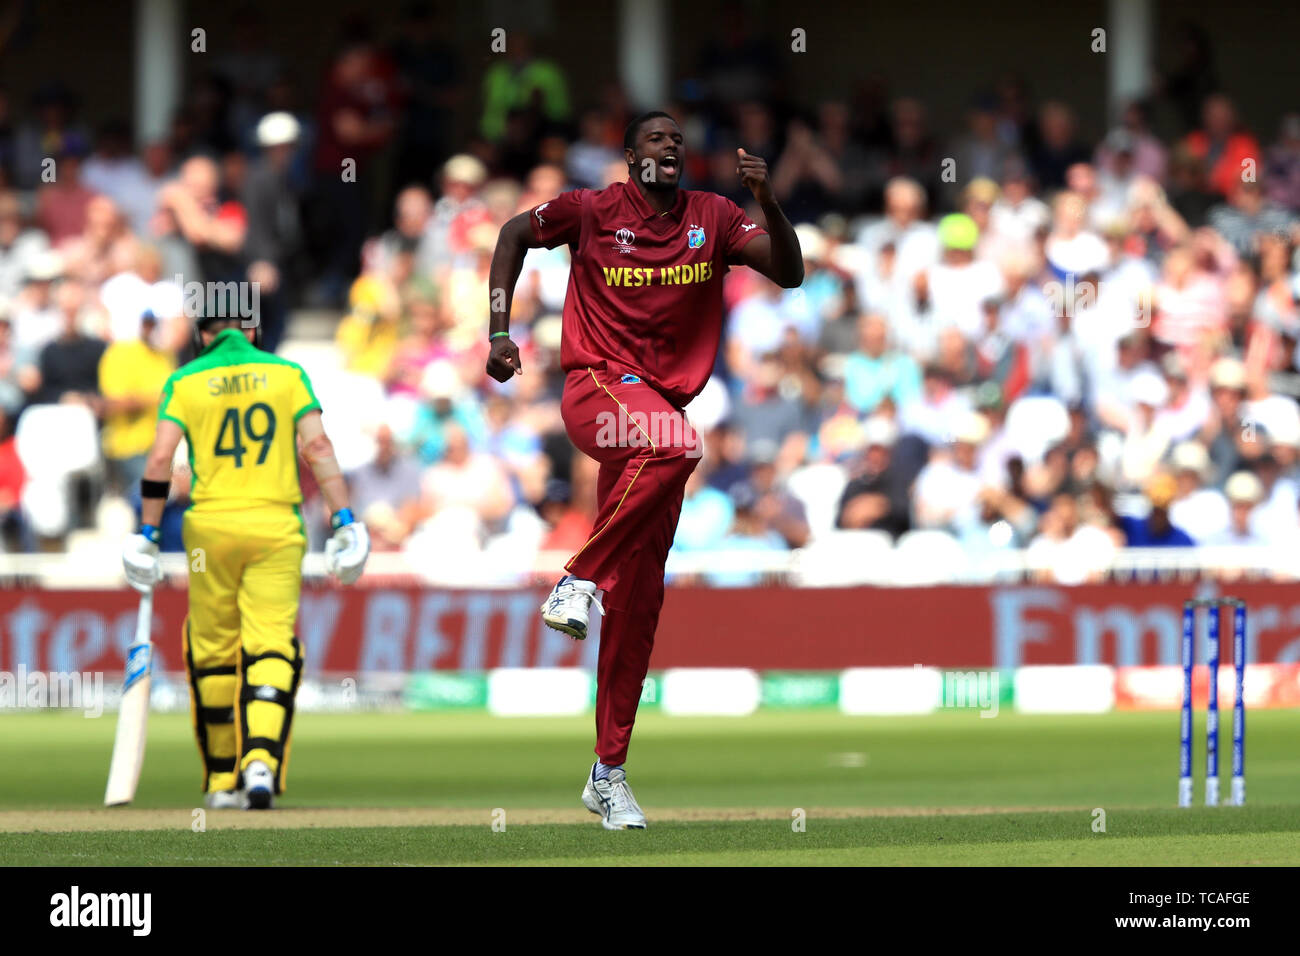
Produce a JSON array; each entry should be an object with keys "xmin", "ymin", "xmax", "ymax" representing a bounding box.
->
[{"xmin": 0, "ymin": 709, "xmax": 1296, "ymax": 865}]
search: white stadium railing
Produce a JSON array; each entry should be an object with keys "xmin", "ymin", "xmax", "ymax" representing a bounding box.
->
[{"xmin": 0, "ymin": 544, "xmax": 1295, "ymax": 588}]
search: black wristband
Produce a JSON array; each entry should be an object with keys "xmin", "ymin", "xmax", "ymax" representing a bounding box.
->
[{"xmin": 141, "ymin": 478, "xmax": 171, "ymax": 500}]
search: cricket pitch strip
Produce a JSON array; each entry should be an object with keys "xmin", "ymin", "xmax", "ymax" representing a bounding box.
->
[{"xmin": 0, "ymin": 804, "xmax": 1082, "ymax": 832}]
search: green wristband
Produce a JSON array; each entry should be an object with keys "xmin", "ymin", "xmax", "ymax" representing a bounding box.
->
[{"xmin": 490, "ymin": 331, "xmax": 510, "ymax": 340}]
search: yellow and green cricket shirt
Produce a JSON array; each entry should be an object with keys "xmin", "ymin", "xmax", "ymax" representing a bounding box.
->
[{"xmin": 158, "ymin": 329, "xmax": 321, "ymax": 513}]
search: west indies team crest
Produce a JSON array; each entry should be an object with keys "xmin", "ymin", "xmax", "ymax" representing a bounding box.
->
[{"xmin": 687, "ymin": 225, "xmax": 706, "ymax": 248}]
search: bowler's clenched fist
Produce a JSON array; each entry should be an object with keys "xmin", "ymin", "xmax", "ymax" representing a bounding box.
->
[
  {"xmin": 486, "ymin": 335, "xmax": 522, "ymax": 382},
  {"xmin": 736, "ymin": 148, "xmax": 774, "ymax": 204}
]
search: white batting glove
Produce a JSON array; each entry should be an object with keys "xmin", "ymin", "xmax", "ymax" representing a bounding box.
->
[
  {"xmin": 122, "ymin": 529, "xmax": 163, "ymax": 594},
  {"xmin": 325, "ymin": 510, "xmax": 370, "ymax": 585}
]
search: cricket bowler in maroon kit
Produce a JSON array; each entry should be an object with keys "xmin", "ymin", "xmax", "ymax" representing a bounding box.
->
[{"xmin": 486, "ymin": 111, "xmax": 803, "ymax": 829}]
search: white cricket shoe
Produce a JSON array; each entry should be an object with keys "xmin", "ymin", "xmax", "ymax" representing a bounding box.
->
[
  {"xmin": 204, "ymin": 789, "xmax": 247, "ymax": 810},
  {"xmin": 541, "ymin": 577, "xmax": 602, "ymax": 640},
  {"xmin": 244, "ymin": 760, "xmax": 275, "ymax": 810},
  {"xmin": 582, "ymin": 764, "xmax": 647, "ymax": 830}
]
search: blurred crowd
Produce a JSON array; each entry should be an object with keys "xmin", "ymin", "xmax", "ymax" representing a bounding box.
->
[{"xmin": 2, "ymin": 11, "xmax": 1300, "ymax": 584}]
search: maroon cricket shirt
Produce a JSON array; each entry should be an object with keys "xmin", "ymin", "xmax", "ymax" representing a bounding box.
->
[{"xmin": 529, "ymin": 178, "xmax": 767, "ymax": 408}]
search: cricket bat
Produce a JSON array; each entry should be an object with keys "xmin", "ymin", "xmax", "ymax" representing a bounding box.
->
[{"xmin": 104, "ymin": 590, "xmax": 154, "ymax": 806}]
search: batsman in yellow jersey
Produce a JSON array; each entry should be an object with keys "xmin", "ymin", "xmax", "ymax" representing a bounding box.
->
[{"xmin": 121, "ymin": 315, "xmax": 370, "ymax": 810}]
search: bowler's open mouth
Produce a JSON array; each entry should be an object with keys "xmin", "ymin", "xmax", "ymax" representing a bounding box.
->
[{"xmin": 659, "ymin": 156, "xmax": 679, "ymax": 175}]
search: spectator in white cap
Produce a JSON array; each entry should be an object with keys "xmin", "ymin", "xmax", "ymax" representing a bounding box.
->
[
  {"xmin": 912, "ymin": 411, "xmax": 988, "ymax": 533},
  {"xmin": 409, "ymin": 358, "xmax": 486, "ymax": 465},
  {"xmin": 10, "ymin": 250, "xmax": 64, "ymax": 357},
  {"xmin": 1167, "ymin": 440, "xmax": 1229, "ymax": 543},
  {"xmin": 243, "ymin": 111, "xmax": 304, "ymax": 353},
  {"xmin": 1118, "ymin": 368, "xmax": 1175, "ymax": 490},
  {"xmin": 1200, "ymin": 356, "xmax": 1248, "ymax": 486},
  {"xmin": 428, "ymin": 153, "xmax": 488, "ymax": 270},
  {"xmin": 1240, "ymin": 374, "xmax": 1300, "ymax": 459},
  {"xmin": 1203, "ymin": 471, "xmax": 1267, "ymax": 545}
]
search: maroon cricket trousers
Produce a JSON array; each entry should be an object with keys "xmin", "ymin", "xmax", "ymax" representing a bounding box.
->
[{"xmin": 560, "ymin": 366, "xmax": 701, "ymax": 765}]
